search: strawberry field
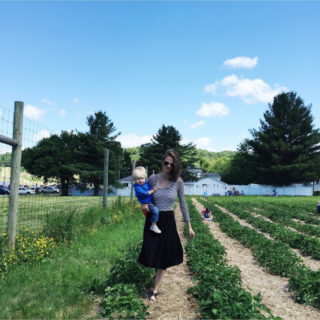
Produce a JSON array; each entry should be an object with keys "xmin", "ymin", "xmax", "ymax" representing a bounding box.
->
[
  {"xmin": 195, "ymin": 196, "xmax": 320, "ymax": 318},
  {"xmin": 1, "ymin": 195, "xmax": 320, "ymax": 319}
]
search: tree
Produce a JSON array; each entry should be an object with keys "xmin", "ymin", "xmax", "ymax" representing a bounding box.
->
[
  {"xmin": 22, "ymin": 131, "xmax": 78, "ymax": 195},
  {"xmin": 139, "ymin": 125, "xmax": 198, "ymax": 181},
  {"xmin": 78, "ymin": 111, "xmax": 122, "ymax": 195},
  {"xmin": 224, "ymin": 92, "xmax": 320, "ymax": 185},
  {"xmin": 221, "ymin": 142, "xmax": 255, "ymax": 184}
]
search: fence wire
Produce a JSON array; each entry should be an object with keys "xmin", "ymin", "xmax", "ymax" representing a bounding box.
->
[{"xmin": 0, "ymin": 104, "xmax": 102, "ymax": 233}]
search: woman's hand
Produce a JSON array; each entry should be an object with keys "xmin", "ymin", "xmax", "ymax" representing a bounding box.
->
[{"xmin": 187, "ymin": 222, "xmax": 195, "ymax": 239}]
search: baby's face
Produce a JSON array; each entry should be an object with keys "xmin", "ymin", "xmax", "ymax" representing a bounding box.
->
[{"xmin": 135, "ymin": 176, "xmax": 146, "ymax": 185}]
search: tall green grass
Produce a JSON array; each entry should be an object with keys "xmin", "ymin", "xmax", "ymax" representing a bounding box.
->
[{"xmin": 0, "ymin": 202, "xmax": 145, "ymax": 319}]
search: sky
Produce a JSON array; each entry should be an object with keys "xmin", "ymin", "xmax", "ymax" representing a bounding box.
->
[{"xmin": 0, "ymin": 0, "xmax": 319, "ymax": 152}]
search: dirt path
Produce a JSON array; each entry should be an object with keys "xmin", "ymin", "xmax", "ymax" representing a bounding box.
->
[
  {"xmin": 144, "ymin": 206, "xmax": 199, "ymax": 319},
  {"xmin": 215, "ymin": 204, "xmax": 320, "ymax": 272},
  {"xmin": 192, "ymin": 198, "xmax": 320, "ymax": 320}
]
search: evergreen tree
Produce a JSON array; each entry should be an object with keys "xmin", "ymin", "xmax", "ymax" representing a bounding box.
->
[
  {"xmin": 224, "ymin": 92, "xmax": 320, "ymax": 185},
  {"xmin": 139, "ymin": 125, "xmax": 198, "ymax": 181},
  {"xmin": 78, "ymin": 111, "xmax": 122, "ymax": 195}
]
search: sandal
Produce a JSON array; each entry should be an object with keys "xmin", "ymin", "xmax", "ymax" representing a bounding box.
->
[{"xmin": 149, "ymin": 291, "xmax": 159, "ymax": 301}]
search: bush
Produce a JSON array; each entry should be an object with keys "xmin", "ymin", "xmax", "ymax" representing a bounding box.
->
[
  {"xmin": 92, "ymin": 241, "xmax": 153, "ymax": 294},
  {"xmin": 42, "ymin": 210, "xmax": 75, "ymax": 243},
  {"xmin": 101, "ymin": 284, "xmax": 149, "ymax": 319},
  {"xmin": 0, "ymin": 228, "xmax": 56, "ymax": 274}
]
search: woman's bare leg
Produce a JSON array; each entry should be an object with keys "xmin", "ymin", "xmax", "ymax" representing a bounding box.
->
[{"xmin": 150, "ymin": 269, "xmax": 165, "ymax": 300}]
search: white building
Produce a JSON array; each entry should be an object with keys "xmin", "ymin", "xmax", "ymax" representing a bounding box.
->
[
  {"xmin": 118, "ymin": 175, "xmax": 133, "ymax": 196},
  {"xmin": 184, "ymin": 173, "xmax": 228, "ymax": 196},
  {"xmin": 118, "ymin": 172, "xmax": 228, "ymax": 197}
]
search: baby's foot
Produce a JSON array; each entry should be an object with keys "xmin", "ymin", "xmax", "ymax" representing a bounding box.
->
[{"xmin": 150, "ymin": 224, "xmax": 161, "ymax": 234}]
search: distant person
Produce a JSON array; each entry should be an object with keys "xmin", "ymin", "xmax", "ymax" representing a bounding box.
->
[
  {"xmin": 203, "ymin": 191, "xmax": 208, "ymax": 201},
  {"xmin": 202, "ymin": 207, "xmax": 212, "ymax": 221},
  {"xmin": 317, "ymin": 202, "xmax": 320, "ymax": 214},
  {"xmin": 133, "ymin": 166, "xmax": 161, "ymax": 234},
  {"xmin": 273, "ymin": 188, "xmax": 278, "ymax": 197}
]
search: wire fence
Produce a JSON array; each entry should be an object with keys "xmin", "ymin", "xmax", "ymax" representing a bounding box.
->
[{"xmin": 0, "ymin": 104, "xmax": 104, "ymax": 233}]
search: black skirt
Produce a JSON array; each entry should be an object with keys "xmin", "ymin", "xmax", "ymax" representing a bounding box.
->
[{"xmin": 137, "ymin": 210, "xmax": 183, "ymax": 270}]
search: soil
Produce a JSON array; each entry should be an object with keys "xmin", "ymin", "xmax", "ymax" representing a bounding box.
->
[{"xmin": 192, "ymin": 198, "xmax": 320, "ymax": 320}]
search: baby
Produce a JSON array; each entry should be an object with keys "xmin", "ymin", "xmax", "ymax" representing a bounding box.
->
[{"xmin": 133, "ymin": 166, "xmax": 161, "ymax": 234}]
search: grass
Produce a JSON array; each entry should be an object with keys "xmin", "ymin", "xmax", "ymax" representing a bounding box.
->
[
  {"xmin": 0, "ymin": 195, "xmax": 124, "ymax": 231},
  {"xmin": 0, "ymin": 205, "xmax": 145, "ymax": 319}
]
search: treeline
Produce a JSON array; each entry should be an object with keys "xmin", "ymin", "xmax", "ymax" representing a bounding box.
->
[
  {"xmin": 20, "ymin": 91, "xmax": 320, "ymax": 193},
  {"xmin": 21, "ymin": 114, "xmax": 206, "ymax": 196},
  {"xmin": 122, "ymin": 147, "xmax": 235, "ymax": 177}
]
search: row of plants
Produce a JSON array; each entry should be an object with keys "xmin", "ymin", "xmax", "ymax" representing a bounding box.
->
[
  {"xmin": 0, "ymin": 197, "xmax": 141, "ymax": 276},
  {"xmin": 184, "ymin": 198, "xmax": 278, "ymax": 319},
  {"xmin": 216, "ymin": 196, "xmax": 320, "ymax": 226},
  {"xmin": 236, "ymin": 198, "xmax": 320, "ymax": 237},
  {"xmin": 212, "ymin": 199, "xmax": 320, "ymax": 259},
  {"xmin": 96, "ymin": 241, "xmax": 153, "ymax": 319},
  {"xmin": 201, "ymin": 197, "xmax": 320, "ymax": 309}
]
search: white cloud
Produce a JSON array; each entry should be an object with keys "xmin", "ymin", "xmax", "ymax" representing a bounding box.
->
[
  {"xmin": 116, "ymin": 133, "xmax": 152, "ymax": 148},
  {"xmin": 223, "ymin": 56, "xmax": 258, "ymax": 69},
  {"xmin": 60, "ymin": 109, "xmax": 66, "ymax": 116},
  {"xmin": 205, "ymin": 74, "xmax": 288, "ymax": 104},
  {"xmin": 0, "ymin": 110, "xmax": 2, "ymax": 117},
  {"xmin": 74, "ymin": 97, "xmax": 79, "ymax": 103},
  {"xmin": 189, "ymin": 120, "xmax": 205, "ymax": 129},
  {"xmin": 34, "ymin": 130, "xmax": 50, "ymax": 142},
  {"xmin": 194, "ymin": 137, "xmax": 215, "ymax": 151},
  {"xmin": 196, "ymin": 102, "xmax": 230, "ymax": 117},
  {"xmin": 183, "ymin": 137, "xmax": 215, "ymax": 151},
  {"xmin": 41, "ymin": 98, "xmax": 55, "ymax": 106},
  {"xmin": 24, "ymin": 105, "xmax": 45, "ymax": 120},
  {"xmin": 204, "ymin": 83, "xmax": 217, "ymax": 94}
]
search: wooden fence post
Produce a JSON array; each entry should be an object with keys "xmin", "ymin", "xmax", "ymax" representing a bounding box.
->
[
  {"xmin": 130, "ymin": 160, "xmax": 136, "ymax": 202},
  {"xmin": 7, "ymin": 101, "xmax": 24, "ymax": 250},
  {"xmin": 103, "ymin": 149, "xmax": 109, "ymax": 210}
]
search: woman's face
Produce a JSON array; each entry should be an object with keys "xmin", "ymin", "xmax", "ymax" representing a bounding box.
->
[{"xmin": 162, "ymin": 156, "xmax": 174, "ymax": 174}]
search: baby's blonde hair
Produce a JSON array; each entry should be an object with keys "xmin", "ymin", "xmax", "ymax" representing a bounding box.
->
[{"xmin": 133, "ymin": 166, "xmax": 147, "ymax": 180}]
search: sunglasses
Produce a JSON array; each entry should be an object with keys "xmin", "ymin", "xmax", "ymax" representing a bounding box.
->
[{"xmin": 163, "ymin": 161, "xmax": 174, "ymax": 167}]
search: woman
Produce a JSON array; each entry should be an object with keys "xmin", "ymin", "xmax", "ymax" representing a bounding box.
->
[{"xmin": 137, "ymin": 149, "xmax": 195, "ymax": 301}]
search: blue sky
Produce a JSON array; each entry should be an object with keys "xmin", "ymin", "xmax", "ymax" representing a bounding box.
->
[{"xmin": 1, "ymin": 1, "xmax": 319, "ymax": 152}]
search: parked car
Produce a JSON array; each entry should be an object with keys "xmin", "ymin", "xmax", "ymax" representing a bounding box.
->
[
  {"xmin": 40, "ymin": 186, "xmax": 60, "ymax": 193},
  {"xmin": 24, "ymin": 187, "xmax": 36, "ymax": 195},
  {"xmin": 30, "ymin": 186, "xmax": 41, "ymax": 193},
  {"xmin": 0, "ymin": 186, "xmax": 9, "ymax": 195},
  {"xmin": 18, "ymin": 187, "xmax": 27, "ymax": 195},
  {"xmin": 18, "ymin": 187, "xmax": 35, "ymax": 195}
]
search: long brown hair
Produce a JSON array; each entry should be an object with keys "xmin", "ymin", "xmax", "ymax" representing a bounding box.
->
[{"xmin": 161, "ymin": 149, "xmax": 181, "ymax": 181}]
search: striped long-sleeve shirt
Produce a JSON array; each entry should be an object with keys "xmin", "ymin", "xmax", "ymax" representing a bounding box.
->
[{"xmin": 147, "ymin": 174, "xmax": 190, "ymax": 222}]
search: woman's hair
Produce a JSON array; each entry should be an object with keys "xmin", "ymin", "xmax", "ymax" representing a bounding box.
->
[
  {"xmin": 133, "ymin": 166, "xmax": 147, "ymax": 180},
  {"xmin": 161, "ymin": 149, "xmax": 181, "ymax": 181}
]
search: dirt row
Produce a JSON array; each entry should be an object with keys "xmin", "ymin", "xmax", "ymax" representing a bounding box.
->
[{"xmin": 215, "ymin": 204, "xmax": 320, "ymax": 272}]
